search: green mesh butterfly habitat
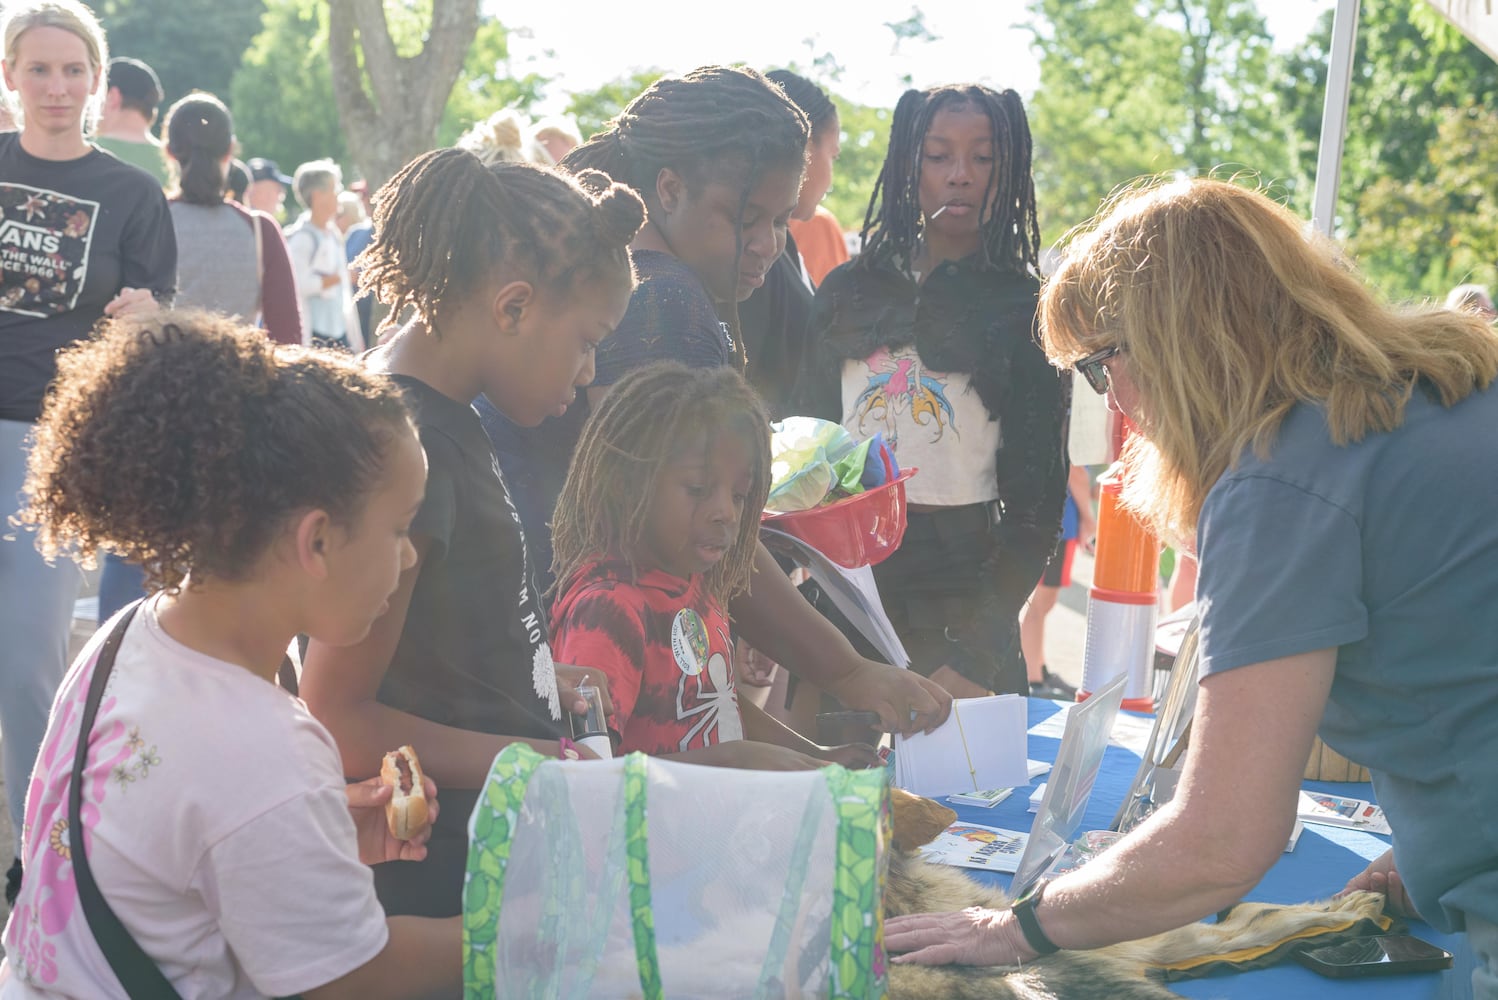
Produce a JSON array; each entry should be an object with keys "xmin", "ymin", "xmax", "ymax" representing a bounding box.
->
[{"xmin": 463, "ymin": 745, "xmax": 891, "ymax": 998}]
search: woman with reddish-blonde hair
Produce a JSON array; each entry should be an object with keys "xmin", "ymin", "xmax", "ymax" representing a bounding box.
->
[{"xmin": 887, "ymin": 177, "xmax": 1498, "ymax": 1000}]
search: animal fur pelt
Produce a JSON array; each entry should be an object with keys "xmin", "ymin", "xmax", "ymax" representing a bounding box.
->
[{"xmin": 884, "ymin": 790, "xmax": 1389, "ymax": 999}]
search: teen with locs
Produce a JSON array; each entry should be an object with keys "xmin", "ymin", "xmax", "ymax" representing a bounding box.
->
[
  {"xmin": 300, "ymin": 149, "xmax": 642, "ymax": 918},
  {"xmin": 2, "ymin": 313, "xmax": 457, "ymax": 998},
  {"xmin": 550, "ymin": 363, "xmax": 882, "ymax": 771},
  {"xmin": 794, "ymin": 84, "xmax": 1068, "ymax": 700},
  {"xmin": 485, "ymin": 66, "xmax": 952, "ymax": 740},
  {"xmin": 0, "ymin": 0, "xmax": 176, "ymax": 903}
]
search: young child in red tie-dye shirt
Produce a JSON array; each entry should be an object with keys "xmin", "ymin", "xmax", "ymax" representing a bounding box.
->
[{"xmin": 549, "ymin": 363, "xmax": 880, "ymax": 770}]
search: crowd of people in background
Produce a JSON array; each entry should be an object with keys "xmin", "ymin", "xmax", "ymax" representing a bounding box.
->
[{"xmin": 0, "ymin": 0, "xmax": 1495, "ymax": 997}]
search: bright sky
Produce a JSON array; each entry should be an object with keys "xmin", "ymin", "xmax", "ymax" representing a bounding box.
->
[{"xmin": 501, "ymin": 0, "xmax": 1338, "ymax": 115}]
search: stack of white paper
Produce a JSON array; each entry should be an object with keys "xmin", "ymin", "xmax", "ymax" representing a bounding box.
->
[{"xmin": 892, "ymin": 694, "xmax": 1028, "ymax": 799}]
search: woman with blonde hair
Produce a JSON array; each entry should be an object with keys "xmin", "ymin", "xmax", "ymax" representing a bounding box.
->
[
  {"xmin": 455, "ymin": 108, "xmax": 551, "ymax": 166},
  {"xmin": 0, "ymin": 0, "xmax": 175, "ymax": 902},
  {"xmin": 886, "ymin": 177, "xmax": 1498, "ymax": 1000}
]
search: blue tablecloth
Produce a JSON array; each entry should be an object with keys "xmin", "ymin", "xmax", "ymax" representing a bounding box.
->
[{"xmin": 937, "ymin": 698, "xmax": 1475, "ymax": 998}]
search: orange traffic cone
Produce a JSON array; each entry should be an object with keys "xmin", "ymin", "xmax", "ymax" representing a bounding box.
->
[{"xmin": 1079, "ymin": 468, "xmax": 1160, "ymax": 713}]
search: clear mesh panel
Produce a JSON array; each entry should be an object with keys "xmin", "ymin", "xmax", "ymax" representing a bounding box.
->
[{"xmin": 483, "ymin": 755, "xmax": 849, "ymax": 998}]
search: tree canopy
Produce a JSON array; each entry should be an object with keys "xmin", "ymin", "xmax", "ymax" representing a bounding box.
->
[{"xmin": 99, "ymin": 0, "xmax": 1498, "ymax": 302}]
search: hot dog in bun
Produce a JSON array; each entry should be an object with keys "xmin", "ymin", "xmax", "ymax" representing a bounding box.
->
[{"xmin": 381, "ymin": 745, "xmax": 429, "ymax": 840}]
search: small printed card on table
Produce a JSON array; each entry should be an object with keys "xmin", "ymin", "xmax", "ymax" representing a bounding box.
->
[
  {"xmin": 1297, "ymin": 790, "xmax": 1392, "ymax": 835},
  {"xmin": 918, "ymin": 822, "xmax": 1029, "ymax": 873},
  {"xmin": 944, "ymin": 760, "xmax": 1051, "ymax": 809}
]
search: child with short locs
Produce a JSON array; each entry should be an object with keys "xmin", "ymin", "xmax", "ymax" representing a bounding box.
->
[{"xmin": 550, "ymin": 363, "xmax": 882, "ymax": 771}]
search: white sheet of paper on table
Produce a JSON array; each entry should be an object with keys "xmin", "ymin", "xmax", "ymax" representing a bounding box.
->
[
  {"xmin": 892, "ymin": 694, "xmax": 1028, "ymax": 799},
  {"xmin": 1029, "ymin": 782, "xmax": 1046, "ymax": 812}
]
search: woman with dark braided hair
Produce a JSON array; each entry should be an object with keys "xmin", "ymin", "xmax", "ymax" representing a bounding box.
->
[
  {"xmin": 300, "ymin": 147, "xmax": 644, "ymax": 918},
  {"xmin": 795, "ymin": 84, "xmax": 1069, "ymax": 700}
]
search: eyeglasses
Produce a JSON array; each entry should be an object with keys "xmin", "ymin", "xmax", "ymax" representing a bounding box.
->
[{"xmin": 1074, "ymin": 344, "xmax": 1122, "ymax": 395}]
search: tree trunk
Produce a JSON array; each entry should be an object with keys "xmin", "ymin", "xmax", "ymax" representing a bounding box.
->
[{"xmin": 326, "ymin": 0, "xmax": 479, "ymax": 189}]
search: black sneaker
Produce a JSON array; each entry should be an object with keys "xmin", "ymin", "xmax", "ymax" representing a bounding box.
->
[
  {"xmin": 1029, "ymin": 667, "xmax": 1078, "ymax": 701},
  {"xmin": 5, "ymin": 856, "xmax": 21, "ymax": 906}
]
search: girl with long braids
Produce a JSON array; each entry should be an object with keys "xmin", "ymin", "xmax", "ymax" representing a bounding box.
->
[
  {"xmin": 300, "ymin": 148, "xmax": 643, "ymax": 918},
  {"xmin": 795, "ymin": 84, "xmax": 1069, "ymax": 700}
]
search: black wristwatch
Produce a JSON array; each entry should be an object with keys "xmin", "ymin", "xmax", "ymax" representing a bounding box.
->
[{"xmin": 1010, "ymin": 879, "xmax": 1062, "ymax": 956}]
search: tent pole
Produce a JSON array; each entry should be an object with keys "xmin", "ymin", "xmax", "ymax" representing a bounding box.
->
[{"xmin": 1311, "ymin": 0, "xmax": 1361, "ymax": 238}]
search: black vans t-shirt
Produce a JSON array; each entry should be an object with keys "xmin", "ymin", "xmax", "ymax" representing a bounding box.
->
[
  {"xmin": 0, "ymin": 133, "xmax": 176, "ymax": 421},
  {"xmin": 375, "ymin": 375, "xmax": 562, "ymax": 916}
]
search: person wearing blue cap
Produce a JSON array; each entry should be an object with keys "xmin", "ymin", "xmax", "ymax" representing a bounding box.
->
[{"xmin": 246, "ymin": 155, "xmax": 291, "ymax": 219}]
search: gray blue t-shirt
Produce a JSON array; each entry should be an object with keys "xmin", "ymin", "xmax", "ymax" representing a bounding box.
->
[{"xmin": 1196, "ymin": 383, "xmax": 1498, "ymax": 933}]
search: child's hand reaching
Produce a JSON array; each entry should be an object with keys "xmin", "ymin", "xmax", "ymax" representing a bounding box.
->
[
  {"xmin": 816, "ymin": 743, "xmax": 885, "ymax": 769},
  {"xmin": 708, "ymin": 740, "xmax": 829, "ymax": 771},
  {"xmin": 554, "ymin": 662, "xmax": 616, "ymax": 717}
]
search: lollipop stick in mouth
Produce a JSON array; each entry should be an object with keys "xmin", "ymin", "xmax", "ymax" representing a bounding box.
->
[{"xmin": 930, "ymin": 205, "xmax": 949, "ymax": 219}]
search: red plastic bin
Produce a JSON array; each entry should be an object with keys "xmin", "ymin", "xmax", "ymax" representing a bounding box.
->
[{"xmin": 760, "ymin": 468, "xmax": 918, "ymax": 569}]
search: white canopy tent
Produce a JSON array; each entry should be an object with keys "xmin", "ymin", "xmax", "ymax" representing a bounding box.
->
[
  {"xmin": 1426, "ymin": 0, "xmax": 1498, "ymax": 60},
  {"xmin": 1311, "ymin": 0, "xmax": 1497, "ymax": 237}
]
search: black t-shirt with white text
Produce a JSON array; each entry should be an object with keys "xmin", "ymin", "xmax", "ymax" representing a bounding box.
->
[
  {"xmin": 374, "ymin": 374, "xmax": 561, "ymax": 917},
  {"xmin": 0, "ymin": 133, "xmax": 177, "ymax": 421}
]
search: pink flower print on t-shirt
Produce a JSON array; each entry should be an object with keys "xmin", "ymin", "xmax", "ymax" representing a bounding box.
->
[{"xmin": 7, "ymin": 652, "xmax": 134, "ymax": 983}]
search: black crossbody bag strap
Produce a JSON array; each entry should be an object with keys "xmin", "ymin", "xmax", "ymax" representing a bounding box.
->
[
  {"xmin": 68, "ymin": 602, "xmax": 305, "ymax": 999},
  {"xmin": 69, "ymin": 600, "xmax": 185, "ymax": 999}
]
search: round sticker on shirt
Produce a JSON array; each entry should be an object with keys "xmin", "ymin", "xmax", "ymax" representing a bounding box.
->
[{"xmin": 670, "ymin": 609, "xmax": 709, "ymax": 677}]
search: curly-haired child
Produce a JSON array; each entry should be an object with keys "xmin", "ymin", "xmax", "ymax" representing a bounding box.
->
[
  {"xmin": 1, "ymin": 312, "xmax": 457, "ymax": 997},
  {"xmin": 550, "ymin": 362, "xmax": 882, "ymax": 770}
]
